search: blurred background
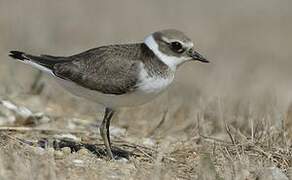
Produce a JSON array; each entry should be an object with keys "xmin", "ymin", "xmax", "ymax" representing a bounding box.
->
[{"xmin": 1, "ymin": 0, "xmax": 292, "ymax": 138}]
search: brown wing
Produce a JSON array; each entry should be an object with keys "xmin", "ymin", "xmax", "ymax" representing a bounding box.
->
[{"xmin": 53, "ymin": 45, "xmax": 141, "ymax": 95}]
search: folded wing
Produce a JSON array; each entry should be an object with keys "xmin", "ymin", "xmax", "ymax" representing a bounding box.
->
[{"xmin": 53, "ymin": 47, "xmax": 140, "ymax": 95}]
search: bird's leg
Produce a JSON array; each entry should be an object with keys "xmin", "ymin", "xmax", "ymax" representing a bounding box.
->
[
  {"xmin": 99, "ymin": 107, "xmax": 115, "ymax": 159},
  {"xmin": 106, "ymin": 111, "xmax": 112, "ymax": 146}
]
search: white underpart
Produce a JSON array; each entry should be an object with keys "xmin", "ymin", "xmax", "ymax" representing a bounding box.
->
[
  {"xmin": 144, "ymin": 34, "xmax": 189, "ymax": 70},
  {"xmin": 55, "ymin": 74, "xmax": 172, "ymax": 108},
  {"xmin": 137, "ymin": 63, "xmax": 174, "ymax": 94}
]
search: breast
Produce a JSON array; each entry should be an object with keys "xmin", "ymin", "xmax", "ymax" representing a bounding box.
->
[{"xmin": 136, "ymin": 64, "xmax": 175, "ymax": 94}]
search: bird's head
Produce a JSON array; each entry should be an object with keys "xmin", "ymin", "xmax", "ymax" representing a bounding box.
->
[{"xmin": 144, "ymin": 29, "xmax": 209, "ymax": 70}]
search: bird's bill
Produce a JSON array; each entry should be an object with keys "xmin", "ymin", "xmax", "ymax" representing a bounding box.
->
[{"xmin": 191, "ymin": 50, "xmax": 209, "ymax": 63}]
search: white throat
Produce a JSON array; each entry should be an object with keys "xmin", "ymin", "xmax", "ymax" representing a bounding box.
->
[{"xmin": 144, "ymin": 34, "xmax": 188, "ymax": 71}]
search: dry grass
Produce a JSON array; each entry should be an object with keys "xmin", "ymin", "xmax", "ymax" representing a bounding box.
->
[
  {"xmin": 0, "ymin": 96, "xmax": 291, "ymax": 179},
  {"xmin": 1, "ymin": 0, "xmax": 292, "ymax": 179}
]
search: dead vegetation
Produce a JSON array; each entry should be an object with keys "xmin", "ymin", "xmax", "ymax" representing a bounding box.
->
[{"xmin": 0, "ymin": 96, "xmax": 291, "ymax": 179}]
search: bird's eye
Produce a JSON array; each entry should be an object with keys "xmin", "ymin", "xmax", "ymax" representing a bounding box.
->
[{"xmin": 170, "ymin": 41, "xmax": 184, "ymax": 53}]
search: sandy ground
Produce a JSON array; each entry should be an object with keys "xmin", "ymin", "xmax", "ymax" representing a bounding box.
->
[{"xmin": 0, "ymin": 95, "xmax": 291, "ymax": 180}]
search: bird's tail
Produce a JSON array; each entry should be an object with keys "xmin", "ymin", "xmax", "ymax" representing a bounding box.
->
[{"xmin": 9, "ymin": 51, "xmax": 64, "ymax": 74}]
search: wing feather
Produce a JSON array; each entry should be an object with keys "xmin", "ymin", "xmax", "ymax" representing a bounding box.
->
[{"xmin": 53, "ymin": 46, "xmax": 140, "ymax": 95}]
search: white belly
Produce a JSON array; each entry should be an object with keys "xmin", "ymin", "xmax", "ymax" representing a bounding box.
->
[{"xmin": 55, "ymin": 74, "xmax": 174, "ymax": 108}]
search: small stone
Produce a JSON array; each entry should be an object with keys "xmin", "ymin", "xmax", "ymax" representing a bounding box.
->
[
  {"xmin": 54, "ymin": 150, "xmax": 64, "ymax": 159},
  {"xmin": 78, "ymin": 148, "xmax": 89, "ymax": 155},
  {"xmin": 73, "ymin": 159, "xmax": 84, "ymax": 167},
  {"xmin": 61, "ymin": 147, "xmax": 71, "ymax": 155},
  {"xmin": 67, "ymin": 121, "xmax": 77, "ymax": 130},
  {"xmin": 54, "ymin": 133, "xmax": 80, "ymax": 141},
  {"xmin": 256, "ymin": 167, "xmax": 288, "ymax": 180},
  {"xmin": 47, "ymin": 147, "xmax": 55, "ymax": 154},
  {"xmin": 116, "ymin": 157, "xmax": 129, "ymax": 164},
  {"xmin": 33, "ymin": 147, "xmax": 45, "ymax": 155},
  {"xmin": 18, "ymin": 106, "xmax": 33, "ymax": 119},
  {"xmin": 142, "ymin": 138, "xmax": 156, "ymax": 147},
  {"xmin": 110, "ymin": 126, "xmax": 126, "ymax": 137}
]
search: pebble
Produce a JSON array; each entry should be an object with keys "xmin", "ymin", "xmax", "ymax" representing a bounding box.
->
[
  {"xmin": 116, "ymin": 157, "xmax": 129, "ymax": 164},
  {"xmin": 73, "ymin": 159, "xmax": 84, "ymax": 167},
  {"xmin": 110, "ymin": 127, "xmax": 126, "ymax": 137},
  {"xmin": 78, "ymin": 148, "xmax": 90, "ymax": 155},
  {"xmin": 142, "ymin": 138, "xmax": 156, "ymax": 147},
  {"xmin": 33, "ymin": 147, "xmax": 46, "ymax": 155},
  {"xmin": 47, "ymin": 147, "xmax": 55, "ymax": 154},
  {"xmin": 54, "ymin": 150, "xmax": 64, "ymax": 159},
  {"xmin": 54, "ymin": 134, "xmax": 80, "ymax": 141},
  {"xmin": 61, "ymin": 147, "xmax": 71, "ymax": 155}
]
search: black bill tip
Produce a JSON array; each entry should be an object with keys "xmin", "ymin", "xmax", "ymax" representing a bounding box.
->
[{"xmin": 191, "ymin": 51, "xmax": 209, "ymax": 63}]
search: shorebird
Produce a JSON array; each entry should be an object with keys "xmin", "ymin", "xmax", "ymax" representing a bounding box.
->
[{"xmin": 9, "ymin": 29, "xmax": 209, "ymax": 159}]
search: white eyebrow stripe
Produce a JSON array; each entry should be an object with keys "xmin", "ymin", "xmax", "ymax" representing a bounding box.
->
[
  {"xmin": 167, "ymin": 39, "xmax": 194, "ymax": 49},
  {"xmin": 161, "ymin": 36, "xmax": 171, "ymax": 43},
  {"xmin": 169, "ymin": 39, "xmax": 184, "ymax": 44}
]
